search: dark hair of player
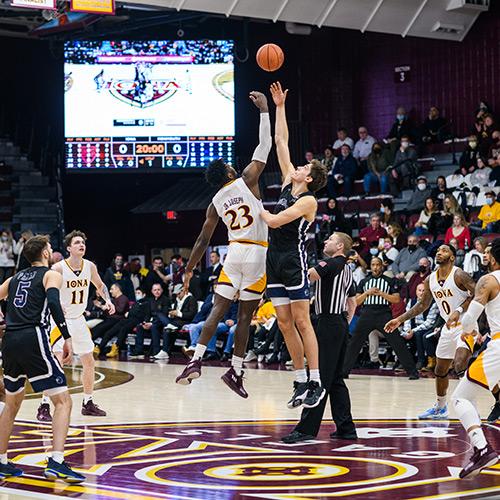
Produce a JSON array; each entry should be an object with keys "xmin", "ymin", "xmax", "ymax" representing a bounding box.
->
[
  {"xmin": 205, "ymin": 159, "xmax": 230, "ymax": 188},
  {"xmin": 490, "ymin": 238, "xmax": 500, "ymax": 263},
  {"xmin": 24, "ymin": 235, "xmax": 50, "ymax": 264},
  {"xmin": 64, "ymin": 230, "xmax": 87, "ymax": 249},
  {"xmin": 307, "ymin": 160, "xmax": 328, "ymax": 193}
]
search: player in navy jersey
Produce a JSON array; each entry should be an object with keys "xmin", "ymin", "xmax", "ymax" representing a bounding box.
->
[
  {"xmin": 260, "ymin": 82, "xmax": 328, "ymax": 409},
  {"xmin": 0, "ymin": 235, "xmax": 85, "ymax": 483}
]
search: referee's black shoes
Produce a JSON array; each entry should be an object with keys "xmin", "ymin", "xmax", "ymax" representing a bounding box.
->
[
  {"xmin": 330, "ymin": 430, "xmax": 358, "ymax": 440},
  {"xmin": 281, "ymin": 430, "xmax": 316, "ymax": 444}
]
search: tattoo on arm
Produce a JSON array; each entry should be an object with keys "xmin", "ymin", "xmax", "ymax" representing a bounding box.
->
[
  {"xmin": 99, "ymin": 284, "xmax": 111, "ymax": 302},
  {"xmin": 398, "ymin": 278, "xmax": 432, "ymax": 322},
  {"xmin": 457, "ymin": 269, "xmax": 476, "ymax": 294},
  {"xmin": 474, "ymin": 275, "xmax": 492, "ymax": 306}
]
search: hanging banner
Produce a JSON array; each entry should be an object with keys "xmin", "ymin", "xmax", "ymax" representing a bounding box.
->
[
  {"xmin": 70, "ymin": 0, "xmax": 114, "ymax": 15},
  {"xmin": 11, "ymin": 0, "xmax": 56, "ymax": 10}
]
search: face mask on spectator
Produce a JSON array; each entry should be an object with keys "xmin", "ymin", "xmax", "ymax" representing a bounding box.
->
[
  {"xmin": 418, "ymin": 265, "xmax": 428, "ymax": 273},
  {"xmin": 486, "ymin": 197, "xmax": 494, "ymax": 206},
  {"xmin": 383, "ymin": 242, "xmax": 392, "ymax": 250},
  {"xmin": 397, "ymin": 114, "xmax": 405, "ymax": 121},
  {"xmin": 135, "ymin": 293, "xmax": 144, "ymax": 301},
  {"xmin": 380, "ymin": 207, "xmax": 385, "ymax": 214},
  {"xmin": 369, "ymin": 248, "xmax": 378, "ymax": 256},
  {"xmin": 417, "ymin": 183, "xmax": 426, "ymax": 191},
  {"xmin": 1, "ymin": 236, "xmax": 7, "ymax": 242},
  {"xmin": 408, "ymin": 244, "xmax": 417, "ymax": 251},
  {"xmin": 469, "ymin": 141, "xmax": 477, "ymax": 148},
  {"xmin": 401, "ymin": 141, "xmax": 409, "ymax": 148}
]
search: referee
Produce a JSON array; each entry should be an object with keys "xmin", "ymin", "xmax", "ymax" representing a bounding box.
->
[{"xmin": 282, "ymin": 232, "xmax": 357, "ymax": 443}]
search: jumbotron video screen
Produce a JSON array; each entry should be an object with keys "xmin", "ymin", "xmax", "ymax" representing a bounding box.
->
[{"xmin": 64, "ymin": 40, "xmax": 235, "ymax": 170}]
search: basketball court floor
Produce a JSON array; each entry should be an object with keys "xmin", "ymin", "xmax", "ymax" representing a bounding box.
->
[{"xmin": 1, "ymin": 359, "xmax": 499, "ymax": 499}]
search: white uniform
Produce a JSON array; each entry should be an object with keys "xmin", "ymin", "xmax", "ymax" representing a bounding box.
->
[
  {"xmin": 467, "ymin": 270, "xmax": 500, "ymax": 390},
  {"xmin": 51, "ymin": 259, "xmax": 94, "ymax": 355},
  {"xmin": 429, "ymin": 266, "xmax": 473, "ymax": 359},
  {"xmin": 211, "ymin": 178, "xmax": 268, "ymax": 301}
]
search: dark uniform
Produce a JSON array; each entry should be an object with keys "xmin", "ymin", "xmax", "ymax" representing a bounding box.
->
[
  {"xmin": 295, "ymin": 256, "xmax": 357, "ymax": 437},
  {"xmin": 266, "ymin": 184, "xmax": 314, "ymax": 304},
  {"xmin": 2, "ymin": 267, "xmax": 67, "ymax": 394}
]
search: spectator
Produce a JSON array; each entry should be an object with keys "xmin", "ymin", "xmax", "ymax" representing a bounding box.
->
[
  {"xmin": 0, "ymin": 230, "xmax": 16, "ymax": 284},
  {"xmin": 353, "ymin": 126, "xmax": 376, "ymax": 173},
  {"xmin": 328, "ymin": 144, "xmax": 357, "ymax": 198},
  {"xmin": 359, "ymin": 214, "xmax": 387, "ymax": 254},
  {"xmin": 406, "ymin": 257, "xmax": 431, "ymax": 300},
  {"xmin": 387, "ymin": 106, "xmax": 416, "ymax": 143},
  {"xmin": 152, "ymin": 283, "xmax": 198, "ymax": 360},
  {"xmin": 103, "ymin": 253, "xmax": 134, "ymax": 300},
  {"xmin": 421, "ymin": 106, "xmax": 448, "ymax": 143},
  {"xmin": 346, "ymin": 242, "xmax": 368, "ymax": 285},
  {"xmin": 379, "ymin": 199, "xmax": 399, "ymax": 228},
  {"xmin": 13, "ymin": 230, "xmax": 33, "ymax": 272},
  {"xmin": 363, "ymin": 142, "xmax": 391, "ymax": 194},
  {"xmin": 430, "ymin": 176, "xmax": 451, "ymax": 209},
  {"xmin": 477, "ymin": 114, "xmax": 496, "ymax": 156},
  {"xmin": 474, "ymin": 100, "xmax": 492, "ymax": 132},
  {"xmin": 244, "ymin": 297, "xmax": 277, "ymax": 362},
  {"xmin": 333, "ymin": 127, "xmax": 354, "ymax": 154},
  {"xmin": 458, "ymin": 135, "xmax": 480, "ymax": 175},
  {"xmin": 127, "ymin": 258, "xmax": 144, "ymax": 292},
  {"xmin": 317, "ymin": 198, "xmax": 350, "ymax": 245},
  {"xmin": 321, "ymin": 146, "xmax": 336, "ymax": 171},
  {"xmin": 469, "ymin": 157, "xmax": 492, "ymax": 187},
  {"xmin": 428, "ymin": 194, "xmax": 461, "ymax": 236},
  {"xmin": 471, "ymin": 190, "xmax": 500, "ymax": 234},
  {"xmin": 304, "ymin": 150, "xmax": 315, "ymax": 163},
  {"xmin": 404, "ymin": 176, "xmax": 432, "ymax": 215},
  {"xmin": 378, "ymin": 236, "xmax": 399, "ymax": 267},
  {"xmin": 131, "ymin": 283, "xmax": 172, "ymax": 357},
  {"xmin": 387, "ymin": 222, "xmax": 405, "ymax": 249},
  {"xmin": 143, "ymin": 256, "xmax": 169, "ymax": 293},
  {"xmin": 463, "ymin": 236, "xmax": 487, "ymax": 277},
  {"xmin": 167, "ymin": 254, "xmax": 185, "ymax": 287},
  {"xmin": 202, "ymin": 250, "xmax": 222, "ymax": 295},
  {"xmin": 391, "ymin": 234, "xmax": 428, "ymax": 280},
  {"xmin": 444, "ymin": 214, "xmax": 471, "ymax": 250},
  {"xmin": 414, "ymin": 197, "xmax": 437, "ymax": 235},
  {"xmin": 488, "ymin": 130, "xmax": 500, "ymax": 167},
  {"xmin": 389, "ymin": 136, "xmax": 419, "ymax": 195}
]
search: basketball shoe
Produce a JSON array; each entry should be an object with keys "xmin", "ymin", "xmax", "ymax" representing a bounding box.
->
[
  {"xmin": 287, "ymin": 381, "xmax": 309, "ymax": 409},
  {"xmin": 0, "ymin": 461, "xmax": 23, "ymax": 478},
  {"xmin": 176, "ymin": 359, "xmax": 202, "ymax": 385},
  {"xmin": 418, "ymin": 403, "xmax": 448, "ymax": 420},
  {"xmin": 459, "ymin": 444, "xmax": 498, "ymax": 479},
  {"xmin": 302, "ymin": 381, "xmax": 326, "ymax": 409},
  {"xmin": 81, "ymin": 400, "xmax": 106, "ymax": 416},
  {"xmin": 221, "ymin": 367, "xmax": 248, "ymax": 398},
  {"xmin": 36, "ymin": 403, "xmax": 52, "ymax": 422},
  {"xmin": 44, "ymin": 458, "xmax": 85, "ymax": 483}
]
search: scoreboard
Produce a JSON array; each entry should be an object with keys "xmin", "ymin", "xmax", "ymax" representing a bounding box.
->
[{"xmin": 65, "ymin": 136, "xmax": 234, "ymax": 170}]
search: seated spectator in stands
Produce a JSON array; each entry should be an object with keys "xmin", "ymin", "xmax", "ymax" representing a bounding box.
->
[
  {"xmin": 244, "ymin": 297, "xmax": 276, "ymax": 362},
  {"xmin": 91, "ymin": 283, "xmax": 130, "ymax": 345},
  {"xmin": 304, "ymin": 150, "xmax": 315, "ymax": 163},
  {"xmin": 444, "ymin": 214, "xmax": 471, "ymax": 250},
  {"xmin": 488, "ymin": 130, "xmax": 500, "ymax": 166},
  {"xmin": 317, "ymin": 198, "xmax": 350, "ymax": 245},
  {"xmin": 103, "ymin": 253, "xmax": 134, "ymax": 300},
  {"xmin": 353, "ymin": 126, "xmax": 376, "ymax": 172},
  {"xmin": 143, "ymin": 256, "xmax": 169, "ymax": 293},
  {"xmin": 98, "ymin": 287, "xmax": 150, "ymax": 358},
  {"xmin": 0, "ymin": 229, "xmax": 16, "ymax": 285},
  {"xmin": 414, "ymin": 197, "xmax": 436, "ymax": 235},
  {"xmin": 359, "ymin": 214, "xmax": 387, "ymax": 254},
  {"xmin": 387, "ymin": 222, "xmax": 405, "ymax": 250},
  {"xmin": 387, "ymin": 107, "xmax": 416, "ymax": 143},
  {"xmin": 152, "ymin": 283, "xmax": 198, "ymax": 360},
  {"xmin": 421, "ymin": 106, "xmax": 448, "ymax": 144},
  {"xmin": 328, "ymin": 144, "xmax": 357, "ymax": 197},
  {"xmin": 379, "ymin": 199, "xmax": 399, "ymax": 228},
  {"xmin": 469, "ymin": 156, "xmax": 492, "ymax": 187},
  {"xmin": 430, "ymin": 176, "xmax": 451, "ymax": 209},
  {"xmin": 167, "ymin": 254, "xmax": 185, "ymax": 287},
  {"xmin": 127, "ymin": 258, "xmax": 144, "ymax": 292},
  {"xmin": 131, "ymin": 283, "xmax": 171, "ymax": 357},
  {"xmin": 333, "ymin": 127, "xmax": 354, "ymax": 154},
  {"xmin": 364, "ymin": 142, "xmax": 391, "ymax": 194},
  {"xmin": 389, "ymin": 136, "xmax": 419, "ymax": 195},
  {"xmin": 379, "ymin": 236, "xmax": 399, "ymax": 267},
  {"xmin": 406, "ymin": 257, "xmax": 431, "ymax": 300},
  {"xmin": 404, "ymin": 176, "xmax": 432, "ymax": 215},
  {"xmin": 321, "ymin": 146, "xmax": 336, "ymax": 171},
  {"xmin": 470, "ymin": 190, "xmax": 500, "ymax": 234},
  {"xmin": 428, "ymin": 194, "xmax": 460, "ymax": 236},
  {"xmin": 391, "ymin": 234, "xmax": 427, "ymax": 281},
  {"xmin": 474, "ymin": 100, "xmax": 492, "ymax": 133},
  {"xmin": 458, "ymin": 135, "xmax": 480, "ymax": 175},
  {"xmin": 463, "ymin": 236, "xmax": 487, "ymax": 277}
]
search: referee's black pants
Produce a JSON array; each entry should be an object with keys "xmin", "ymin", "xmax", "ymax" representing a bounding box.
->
[
  {"xmin": 343, "ymin": 310, "xmax": 417, "ymax": 376},
  {"xmin": 295, "ymin": 315, "xmax": 355, "ymax": 437}
]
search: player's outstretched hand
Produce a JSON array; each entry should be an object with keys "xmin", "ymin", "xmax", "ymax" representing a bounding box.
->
[
  {"xmin": 62, "ymin": 338, "xmax": 73, "ymax": 365},
  {"xmin": 446, "ymin": 310, "xmax": 460, "ymax": 329},
  {"xmin": 105, "ymin": 301, "xmax": 116, "ymax": 315},
  {"xmin": 270, "ymin": 82, "xmax": 288, "ymax": 107},
  {"xmin": 249, "ymin": 91, "xmax": 269, "ymax": 112},
  {"xmin": 384, "ymin": 318, "xmax": 401, "ymax": 333}
]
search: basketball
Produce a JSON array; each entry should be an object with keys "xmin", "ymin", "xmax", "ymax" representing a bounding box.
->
[{"xmin": 256, "ymin": 43, "xmax": 284, "ymax": 72}]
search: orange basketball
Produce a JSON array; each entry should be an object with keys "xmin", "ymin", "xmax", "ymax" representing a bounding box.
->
[{"xmin": 256, "ymin": 44, "xmax": 284, "ymax": 72}]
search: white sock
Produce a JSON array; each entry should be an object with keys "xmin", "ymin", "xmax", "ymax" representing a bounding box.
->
[
  {"xmin": 41, "ymin": 395, "xmax": 50, "ymax": 405},
  {"xmin": 232, "ymin": 355, "xmax": 244, "ymax": 375},
  {"xmin": 468, "ymin": 427, "xmax": 488, "ymax": 449},
  {"xmin": 436, "ymin": 395, "xmax": 447, "ymax": 409},
  {"xmin": 310, "ymin": 369, "xmax": 321, "ymax": 383},
  {"xmin": 51, "ymin": 451, "xmax": 64, "ymax": 464},
  {"xmin": 295, "ymin": 369, "xmax": 308, "ymax": 383},
  {"xmin": 193, "ymin": 344, "xmax": 207, "ymax": 361},
  {"xmin": 0, "ymin": 454, "xmax": 7, "ymax": 465},
  {"xmin": 83, "ymin": 394, "xmax": 93, "ymax": 404},
  {"xmin": 0, "ymin": 402, "xmax": 4, "ymax": 415},
  {"xmin": 453, "ymin": 397, "xmax": 487, "ymax": 448}
]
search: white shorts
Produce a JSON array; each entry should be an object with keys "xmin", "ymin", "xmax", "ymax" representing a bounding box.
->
[
  {"xmin": 51, "ymin": 315, "xmax": 94, "ymax": 356},
  {"xmin": 467, "ymin": 336, "xmax": 500, "ymax": 390},
  {"xmin": 436, "ymin": 324, "xmax": 474, "ymax": 359},
  {"xmin": 217, "ymin": 242, "xmax": 267, "ymax": 302}
]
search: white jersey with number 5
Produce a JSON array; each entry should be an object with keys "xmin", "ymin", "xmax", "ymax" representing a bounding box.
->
[
  {"xmin": 61, "ymin": 259, "xmax": 92, "ymax": 319},
  {"xmin": 429, "ymin": 266, "xmax": 469, "ymax": 321},
  {"xmin": 212, "ymin": 178, "xmax": 268, "ymax": 244}
]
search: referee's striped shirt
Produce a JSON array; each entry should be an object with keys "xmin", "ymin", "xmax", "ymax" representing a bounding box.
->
[
  {"xmin": 314, "ymin": 256, "xmax": 355, "ymax": 315},
  {"xmin": 357, "ymin": 274, "xmax": 399, "ymax": 309}
]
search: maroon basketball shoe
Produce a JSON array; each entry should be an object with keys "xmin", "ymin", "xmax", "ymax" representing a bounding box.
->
[
  {"xmin": 36, "ymin": 403, "xmax": 52, "ymax": 422},
  {"xmin": 81, "ymin": 400, "xmax": 107, "ymax": 417},
  {"xmin": 175, "ymin": 359, "xmax": 202, "ymax": 385},
  {"xmin": 221, "ymin": 367, "xmax": 248, "ymax": 398},
  {"xmin": 459, "ymin": 444, "xmax": 499, "ymax": 479}
]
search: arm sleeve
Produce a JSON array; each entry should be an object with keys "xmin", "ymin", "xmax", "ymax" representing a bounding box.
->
[
  {"xmin": 252, "ymin": 112, "xmax": 272, "ymax": 163},
  {"xmin": 46, "ymin": 288, "xmax": 70, "ymax": 340},
  {"xmin": 348, "ymin": 282, "xmax": 356, "ymax": 298}
]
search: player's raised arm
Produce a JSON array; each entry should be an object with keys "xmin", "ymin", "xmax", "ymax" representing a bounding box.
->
[
  {"xmin": 260, "ymin": 196, "xmax": 316, "ymax": 229},
  {"xmin": 270, "ymin": 82, "xmax": 295, "ymax": 187},
  {"xmin": 90, "ymin": 262, "xmax": 115, "ymax": 315},
  {"xmin": 241, "ymin": 91, "xmax": 271, "ymax": 196},
  {"xmin": 385, "ymin": 276, "xmax": 433, "ymax": 332},
  {"xmin": 183, "ymin": 203, "xmax": 219, "ymax": 292}
]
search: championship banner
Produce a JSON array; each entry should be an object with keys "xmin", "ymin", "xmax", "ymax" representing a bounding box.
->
[
  {"xmin": 11, "ymin": 0, "xmax": 56, "ymax": 10},
  {"xmin": 70, "ymin": 0, "xmax": 114, "ymax": 15}
]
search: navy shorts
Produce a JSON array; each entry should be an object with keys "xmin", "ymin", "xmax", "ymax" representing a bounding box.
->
[{"xmin": 2, "ymin": 326, "xmax": 67, "ymax": 394}]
